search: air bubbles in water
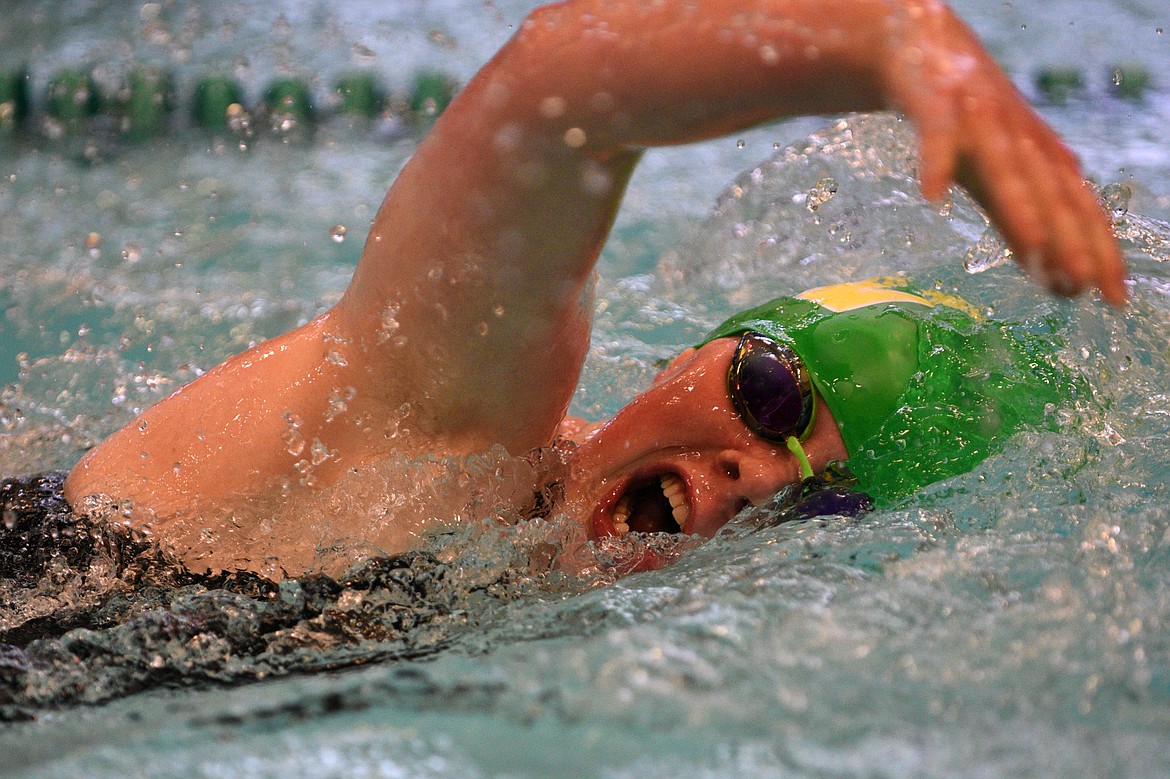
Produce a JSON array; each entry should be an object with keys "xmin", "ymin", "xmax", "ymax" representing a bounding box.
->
[{"xmin": 330, "ymin": 224, "xmax": 347, "ymax": 243}]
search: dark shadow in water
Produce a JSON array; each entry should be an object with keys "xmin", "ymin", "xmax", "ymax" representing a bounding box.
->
[{"xmin": 0, "ymin": 473, "xmax": 542, "ymax": 722}]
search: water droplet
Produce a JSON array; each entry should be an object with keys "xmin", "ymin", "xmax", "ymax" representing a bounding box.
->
[
  {"xmin": 493, "ymin": 304, "xmax": 506, "ymax": 318},
  {"xmin": 310, "ymin": 438, "xmax": 332, "ymax": 466},
  {"xmin": 330, "ymin": 224, "xmax": 347, "ymax": 243},
  {"xmin": 539, "ymin": 95, "xmax": 566, "ymax": 118},
  {"xmin": 736, "ymin": 138, "xmax": 745, "ymax": 149},
  {"xmin": 1112, "ymin": 68, "xmax": 1123, "ymax": 87},
  {"xmin": 325, "ymin": 350, "xmax": 348, "ymax": 366},
  {"xmin": 1157, "ymin": 27, "xmax": 1164, "ymax": 35},
  {"xmin": 85, "ymin": 232, "xmax": 102, "ymax": 258},
  {"xmin": 563, "ymin": 127, "xmax": 587, "ymax": 148},
  {"xmin": 325, "ymin": 386, "xmax": 356, "ymax": 422},
  {"xmin": 805, "ymin": 177, "xmax": 838, "ymax": 212},
  {"xmin": 963, "ymin": 229, "xmax": 1012, "ymax": 273},
  {"xmin": 282, "ymin": 427, "xmax": 305, "ymax": 456},
  {"xmin": 580, "ymin": 163, "xmax": 612, "ymax": 196},
  {"xmin": 138, "ymin": 420, "xmax": 148, "ymax": 431},
  {"xmin": 377, "ymin": 303, "xmax": 402, "ymax": 345},
  {"xmin": 1101, "ymin": 182, "xmax": 1132, "ymax": 218},
  {"xmin": 476, "ymin": 321, "xmax": 489, "ymax": 337}
]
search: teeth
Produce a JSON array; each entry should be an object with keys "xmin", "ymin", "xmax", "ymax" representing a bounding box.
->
[
  {"xmin": 660, "ymin": 474, "xmax": 690, "ymax": 530},
  {"xmin": 612, "ymin": 494, "xmax": 631, "ymax": 535},
  {"xmin": 609, "ymin": 475, "xmax": 691, "ymax": 535}
]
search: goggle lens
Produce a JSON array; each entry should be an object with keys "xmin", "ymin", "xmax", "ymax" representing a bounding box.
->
[{"xmin": 728, "ymin": 332, "xmax": 815, "ymax": 442}]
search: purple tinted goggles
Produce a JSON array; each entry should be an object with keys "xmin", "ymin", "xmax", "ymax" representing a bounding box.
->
[{"xmin": 728, "ymin": 332, "xmax": 816, "ymax": 443}]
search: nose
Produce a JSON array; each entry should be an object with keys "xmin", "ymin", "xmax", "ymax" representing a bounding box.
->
[{"xmin": 714, "ymin": 448, "xmax": 796, "ymax": 506}]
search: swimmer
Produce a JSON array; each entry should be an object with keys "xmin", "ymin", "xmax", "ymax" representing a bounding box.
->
[{"xmin": 61, "ymin": 0, "xmax": 1125, "ymax": 575}]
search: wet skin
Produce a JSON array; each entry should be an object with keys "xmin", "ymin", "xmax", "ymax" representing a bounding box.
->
[{"xmin": 564, "ymin": 337, "xmax": 848, "ymax": 543}]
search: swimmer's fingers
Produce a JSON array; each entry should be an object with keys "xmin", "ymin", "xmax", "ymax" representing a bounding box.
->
[
  {"xmin": 883, "ymin": 3, "xmax": 1126, "ymax": 304},
  {"xmin": 1052, "ymin": 162, "xmax": 1128, "ymax": 305},
  {"xmin": 1014, "ymin": 128, "xmax": 1094, "ymax": 295},
  {"xmin": 959, "ymin": 92, "xmax": 1127, "ymax": 305},
  {"xmin": 916, "ymin": 110, "xmax": 958, "ymax": 203},
  {"xmin": 1085, "ymin": 184, "xmax": 1128, "ymax": 304},
  {"xmin": 1014, "ymin": 115, "xmax": 1124, "ymax": 305},
  {"xmin": 966, "ymin": 102, "xmax": 1060, "ymax": 282}
]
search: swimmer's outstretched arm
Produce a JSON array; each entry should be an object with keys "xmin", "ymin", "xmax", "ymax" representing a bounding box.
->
[{"xmin": 65, "ymin": 0, "xmax": 1125, "ymax": 520}]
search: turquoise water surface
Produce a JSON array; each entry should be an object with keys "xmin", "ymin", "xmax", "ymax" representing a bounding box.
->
[{"xmin": 2, "ymin": 1, "xmax": 1170, "ymax": 777}]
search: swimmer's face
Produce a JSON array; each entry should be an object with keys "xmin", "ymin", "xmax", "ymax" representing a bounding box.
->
[{"xmin": 565, "ymin": 337, "xmax": 848, "ymax": 549}]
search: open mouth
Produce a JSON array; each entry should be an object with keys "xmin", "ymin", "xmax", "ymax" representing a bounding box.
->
[{"xmin": 605, "ymin": 473, "xmax": 691, "ymax": 535}]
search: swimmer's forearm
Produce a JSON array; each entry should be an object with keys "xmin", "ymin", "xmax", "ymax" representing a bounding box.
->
[
  {"xmin": 474, "ymin": 0, "xmax": 1124, "ymax": 302},
  {"xmin": 490, "ymin": 0, "xmax": 893, "ymax": 150}
]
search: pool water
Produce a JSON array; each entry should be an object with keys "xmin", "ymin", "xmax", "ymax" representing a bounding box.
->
[{"xmin": 2, "ymin": 1, "xmax": 1170, "ymax": 777}]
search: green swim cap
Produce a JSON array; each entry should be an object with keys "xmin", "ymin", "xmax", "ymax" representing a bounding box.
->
[{"xmin": 702, "ymin": 278, "xmax": 1084, "ymax": 504}]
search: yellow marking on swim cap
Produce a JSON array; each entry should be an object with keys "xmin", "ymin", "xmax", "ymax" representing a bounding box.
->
[
  {"xmin": 914, "ymin": 288, "xmax": 984, "ymax": 319},
  {"xmin": 795, "ymin": 277, "xmax": 983, "ymax": 319},
  {"xmin": 795, "ymin": 279, "xmax": 931, "ymax": 313}
]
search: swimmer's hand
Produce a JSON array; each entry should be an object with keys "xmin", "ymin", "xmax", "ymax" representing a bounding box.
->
[{"xmin": 881, "ymin": 2, "xmax": 1126, "ymax": 305}]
